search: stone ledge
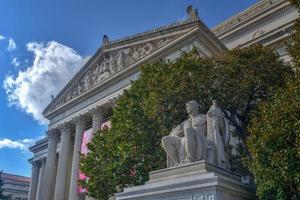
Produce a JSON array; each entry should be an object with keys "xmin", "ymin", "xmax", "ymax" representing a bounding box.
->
[
  {"xmin": 116, "ymin": 161, "xmax": 256, "ymax": 200},
  {"xmin": 149, "ymin": 160, "xmax": 241, "ymax": 183}
]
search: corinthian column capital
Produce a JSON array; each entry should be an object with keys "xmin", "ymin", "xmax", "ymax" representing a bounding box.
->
[
  {"xmin": 89, "ymin": 106, "xmax": 103, "ymax": 120},
  {"xmin": 58, "ymin": 122, "xmax": 72, "ymax": 135},
  {"xmin": 46, "ymin": 129, "xmax": 59, "ymax": 139},
  {"xmin": 89, "ymin": 106, "xmax": 103, "ymax": 132},
  {"xmin": 30, "ymin": 160, "xmax": 41, "ymax": 168},
  {"xmin": 72, "ymin": 115, "xmax": 87, "ymax": 128}
]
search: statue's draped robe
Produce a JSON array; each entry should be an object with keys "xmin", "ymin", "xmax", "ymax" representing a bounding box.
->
[
  {"xmin": 207, "ymin": 106, "xmax": 230, "ymax": 168},
  {"xmin": 162, "ymin": 125, "xmax": 186, "ymax": 167},
  {"xmin": 162, "ymin": 114, "xmax": 208, "ymax": 167}
]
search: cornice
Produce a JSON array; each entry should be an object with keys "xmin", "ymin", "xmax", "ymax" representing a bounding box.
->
[
  {"xmin": 107, "ymin": 18, "xmax": 200, "ymax": 47},
  {"xmin": 240, "ymin": 21, "xmax": 295, "ymax": 47},
  {"xmin": 44, "ymin": 29, "xmax": 198, "ymax": 119},
  {"xmin": 44, "ymin": 27, "xmax": 207, "ymax": 119},
  {"xmin": 106, "ymin": 5, "xmax": 201, "ymax": 47},
  {"xmin": 29, "ymin": 137, "xmax": 48, "ymax": 153},
  {"xmin": 42, "ymin": 3, "xmax": 220, "ymax": 118},
  {"xmin": 45, "ymin": 25, "xmax": 225, "ymax": 127},
  {"xmin": 42, "ymin": 9, "xmax": 202, "ymax": 117},
  {"xmin": 43, "ymin": 28, "xmax": 200, "ymax": 118},
  {"xmin": 212, "ymin": 0, "xmax": 290, "ymax": 37}
]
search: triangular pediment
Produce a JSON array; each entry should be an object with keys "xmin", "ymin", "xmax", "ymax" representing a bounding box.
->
[{"xmin": 44, "ymin": 16, "xmax": 226, "ymax": 116}]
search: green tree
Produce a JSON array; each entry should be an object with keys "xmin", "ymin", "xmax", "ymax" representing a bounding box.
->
[
  {"xmin": 0, "ymin": 172, "xmax": 12, "ymax": 200},
  {"xmin": 80, "ymin": 46, "xmax": 293, "ymax": 199},
  {"xmin": 245, "ymin": 1, "xmax": 300, "ymax": 199},
  {"xmin": 247, "ymin": 77, "xmax": 300, "ymax": 199}
]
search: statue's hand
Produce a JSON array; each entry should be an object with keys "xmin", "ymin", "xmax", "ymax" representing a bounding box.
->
[
  {"xmin": 170, "ymin": 125, "xmax": 183, "ymax": 136},
  {"xmin": 207, "ymin": 107, "xmax": 216, "ymax": 116},
  {"xmin": 175, "ymin": 129, "xmax": 184, "ymax": 137}
]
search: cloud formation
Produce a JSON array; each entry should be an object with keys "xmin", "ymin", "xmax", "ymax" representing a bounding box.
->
[
  {"xmin": 7, "ymin": 38, "xmax": 16, "ymax": 51},
  {"xmin": 11, "ymin": 57, "xmax": 20, "ymax": 67},
  {"xmin": 0, "ymin": 35, "xmax": 5, "ymax": 41},
  {"xmin": 0, "ymin": 138, "xmax": 35, "ymax": 151},
  {"xmin": 4, "ymin": 41, "xmax": 88, "ymax": 124}
]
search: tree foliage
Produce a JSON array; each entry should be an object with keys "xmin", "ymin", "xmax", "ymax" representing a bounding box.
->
[
  {"xmin": 79, "ymin": 46, "xmax": 293, "ymax": 199},
  {"xmin": 245, "ymin": 1, "xmax": 300, "ymax": 199},
  {"xmin": 248, "ymin": 71, "xmax": 300, "ymax": 199},
  {"xmin": 247, "ymin": 77, "xmax": 300, "ymax": 200}
]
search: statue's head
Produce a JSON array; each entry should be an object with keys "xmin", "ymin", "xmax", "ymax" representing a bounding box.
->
[
  {"xmin": 186, "ymin": 100, "xmax": 199, "ymax": 116},
  {"xmin": 212, "ymin": 99, "xmax": 218, "ymax": 107}
]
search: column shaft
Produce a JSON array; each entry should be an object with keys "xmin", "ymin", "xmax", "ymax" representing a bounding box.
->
[
  {"xmin": 92, "ymin": 107, "xmax": 103, "ymax": 132},
  {"xmin": 43, "ymin": 130, "xmax": 58, "ymax": 200},
  {"xmin": 28, "ymin": 161, "xmax": 40, "ymax": 200},
  {"xmin": 85, "ymin": 108, "xmax": 103, "ymax": 200},
  {"xmin": 54, "ymin": 124, "xmax": 72, "ymax": 200},
  {"xmin": 36, "ymin": 158, "xmax": 45, "ymax": 200},
  {"xmin": 69, "ymin": 118, "xmax": 86, "ymax": 200}
]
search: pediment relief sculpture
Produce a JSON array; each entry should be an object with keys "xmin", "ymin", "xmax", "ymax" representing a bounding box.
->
[
  {"xmin": 252, "ymin": 29, "xmax": 265, "ymax": 39},
  {"xmin": 54, "ymin": 37, "xmax": 173, "ymax": 109},
  {"xmin": 162, "ymin": 100, "xmax": 231, "ymax": 169}
]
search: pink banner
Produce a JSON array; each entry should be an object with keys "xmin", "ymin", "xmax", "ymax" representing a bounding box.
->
[
  {"xmin": 79, "ymin": 128, "xmax": 93, "ymax": 193},
  {"xmin": 78, "ymin": 120, "xmax": 111, "ymax": 193}
]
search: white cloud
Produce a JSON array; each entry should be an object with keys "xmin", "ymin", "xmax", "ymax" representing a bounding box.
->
[
  {"xmin": 0, "ymin": 35, "xmax": 5, "ymax": 41},
  {"xmin": 3, "ymin": 41, "xmax": 88, "ymax": 124},
  {"xmin": 7, "ymin": 38, "xmax": 16, "ymax": 51},
  {"xmin": 0, "ymin": 138, "xmax": 35, "ymax": 151},
  {"xmin": 11, "ymin": 57, "xmax": 20, "ymax": 67}
]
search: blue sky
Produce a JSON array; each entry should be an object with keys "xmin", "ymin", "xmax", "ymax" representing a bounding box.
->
[{"xmin": 0, "ymin": 0, "xmax": 258, "ymax": 177}]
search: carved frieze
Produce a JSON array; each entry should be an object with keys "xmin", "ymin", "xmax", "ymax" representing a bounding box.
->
[
  {"xmin": 53, "ymin": 37, "xmax": 172, "ymax": 109},
  {"xmin": 252, "ymin": 29, "xmax": 265, "ymax": 39}
]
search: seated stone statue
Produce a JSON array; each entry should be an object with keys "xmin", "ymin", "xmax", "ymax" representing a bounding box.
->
[{"xmin": 162, "ymin": 100, "xmax": 231, "ymax": 169}]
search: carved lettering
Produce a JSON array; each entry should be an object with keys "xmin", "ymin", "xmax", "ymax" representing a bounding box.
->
[{"xmin": 192, "ymin": 194, "xmax": 215, "ymax": 200}]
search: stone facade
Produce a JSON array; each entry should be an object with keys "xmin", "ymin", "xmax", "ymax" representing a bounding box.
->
[
  {"xmin": 1, "ymin": 172, "xmax": 30, "ymax": 200},
  {"xmin": 28, "ymin": 1, "xmax": 299, "ymax": 200}
]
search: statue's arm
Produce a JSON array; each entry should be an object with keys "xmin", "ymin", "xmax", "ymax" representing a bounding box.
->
[{"xmin": 170, "ymin": 124, "xmax": 184, "ymax": 137}]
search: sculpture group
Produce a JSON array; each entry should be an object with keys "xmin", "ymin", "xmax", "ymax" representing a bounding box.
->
[
  {"xmin": 54, "ymin": 37, "xmax": 173, "ymax": 109},
  {"xmin": 162, "ymin": 100, "xmax": 231, "ymax": 169}
]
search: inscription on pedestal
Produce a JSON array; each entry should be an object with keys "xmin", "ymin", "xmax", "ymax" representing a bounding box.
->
[{"xmin": 192, "ymin": 193, "xmax": 215, "ymax": 200}]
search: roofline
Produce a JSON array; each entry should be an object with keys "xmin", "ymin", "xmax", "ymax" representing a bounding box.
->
[
  {"xmin": 211, "ymin": 0, "xmax": 288, "ymax": 36},
  {"xmin": 29, "ymin": 137, "xmax": 48, "ymax": 153},
  {"xmin": 1, "ymin": 172, "xmax": 31, "ymax": 181},
  {"xmin": 107, "ymin": 18, "xmax": 200, "ymax": 46},
  {"xmin": 42, "ymin": 17, "xmax": 206, "ymax": 117}
]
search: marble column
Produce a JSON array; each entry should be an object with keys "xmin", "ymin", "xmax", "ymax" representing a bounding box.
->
[
  {"xmin": 36, "ymin": 158, "xmax": 46, "ymax": 200},
  {"xmin": 54, "ymin": 123, "xmax": 72, "ymax": 200},
  {"xmin": 28, "ymin": 160, "xmax": 40, "ymax": 200},
  {"xmin": 69, "ymin": 116, "xmax": 86, "ymax": 200},
  {"xmin": 84, "ymin": 107, "xmax": 103, "ymax": 200},
  {"xmin": 43, "ymin": 129, "xmax": 58, "ymax": 200},
  {"xmin": 91, "ymin": 107, "xmax": 103, "ymax": 132}
]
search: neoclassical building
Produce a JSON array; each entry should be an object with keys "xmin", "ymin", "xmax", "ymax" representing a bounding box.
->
[
  {"xmin": 1, "ymin": 172, "xmax": 30, "ymax": 200},
  {"xmin": 28, "ymin": 1, "xmax": 299, "ymax": 200}
]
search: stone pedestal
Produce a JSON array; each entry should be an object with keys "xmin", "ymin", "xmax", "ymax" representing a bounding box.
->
[{"xmin": 115, "ymin": 161, "xmax": 256, "ymax": 200}]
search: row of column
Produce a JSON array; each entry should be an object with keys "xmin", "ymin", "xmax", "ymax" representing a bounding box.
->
[
  {"xmin": 28, "ymin": 107, "xmax": 103, "ymax": 200},
  {"xmin": 29, "ymin": 158, "xmax": 46, "ymax": 200}
]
